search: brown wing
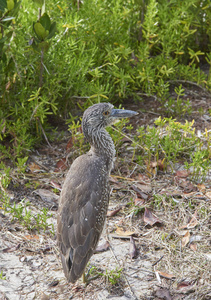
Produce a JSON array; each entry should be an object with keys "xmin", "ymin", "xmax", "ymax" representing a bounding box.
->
[{"xmin": 57, "ymin": 154, "xmax": 109, "ymax": 283}]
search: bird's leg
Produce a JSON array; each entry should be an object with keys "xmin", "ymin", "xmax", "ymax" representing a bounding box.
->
[
  {"xmin": 81, "ymin": 267, "xmax": 101, "ymax": 285},
  {"xmin": 82, "ymin": 272, "xmax": 86, "ymax": 283},
  {"xmin": 81, "ymin": 269, "xmax": 93, "ymax": 283}
]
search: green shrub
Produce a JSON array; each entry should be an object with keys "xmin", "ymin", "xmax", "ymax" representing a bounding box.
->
[
  {"xmin": 134, "ymin": 117, "xmax": 211, "ymax": 181},
  {"xmin": 0, "ymin": 0, "xmax": 210, "ymax": 161}
]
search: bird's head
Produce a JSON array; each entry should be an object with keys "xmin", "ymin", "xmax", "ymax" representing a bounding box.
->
[{"xmin": 82, "ymin": 102, "xmax": 138, "ymax": 134}]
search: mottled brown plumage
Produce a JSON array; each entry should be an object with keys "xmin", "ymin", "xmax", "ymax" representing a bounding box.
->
[{"xmin": 57, "ymin": 103, "xmax": 137, "ymax": 283}]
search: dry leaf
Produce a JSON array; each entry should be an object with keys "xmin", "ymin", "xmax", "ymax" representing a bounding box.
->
[
  {"xmin": 183, "ymin": 181, "xmax": 197, "ymax": 193},
  {"xmin": 66, "ymin": 137, "xmax": 75, "ymax": 152},
  {"xmin": 146, "ymin": 160, "xmax": 165, "ymax": 177},
  {"xmin": 137, "ymin": 174, "xmax": 150, "ymax": 184},
  {"xmin": 189, "ymin": 235, "xmax": 203, "ymax": 243},
  {"xmin": 107, "ymin": 207, "xmax": 121, "ymax": 217},
  {"xmin": 94, "ymin": 241, "xmax": 110, "ymax": 253},
  {"xmin": 33, "ymin": 189, "xmax": 59, "ymax": 204},
  {"xmin": 109, "ymin": 176, "xmax": 119, "ymax": 184},
  {"xmin": 116, "ymin": 227, "xmax": 135, "ymax": 236},
  {"xmin": 157, "ymin": 271, "xmax": 175, "ymax": 279},
  {"xmin": 55, "ymin": 158, "xmax": 68, "ymax": 172},
  {"xmin": 197, "ymin": 184, "xmax": 206, "ymax": 193},
  {"xmin": 42, "ymin": 246, "xmax": 52, "ymax": 254},
  {"xmin": 160, "ymin": 189, "xmax": 182, "ymax": 198},
  {"xmin": 205, "ymin": 191, "xmax": 211, "ymax": 199},
  {"xmin": 0, "ymin": 120, "xmax": 6, "ymax": 134},
  {"xmin": 2, "ymin": 244, "xmax": 20, "ymax": 253},
  {"xmin": 190, "ymin": 242, "xmax": 197, "ymax": 251},
  {"xmin": 187, "ymin": 211, "xmax": 198, "ymax": 229},
  {"xmin": 177, "ymin": 280, "xmax": 194, "ymax": 290},
  {"xmin": 129, "ymin": 236, "xmax": 137, "ymax": 259},
  {"xmin": 135, "ymin": 183, "xmax": 152, "ymax": 193},
  {"xmin": 72, "ymin": 285, "xmax": 83, "ymax": 293},
  {"xmin": 6, "ymin": 81, "xmax": 11, "ymax": 90},
  {"xmin": 150, "ymin": 161, "xmax": 158, "ymax": 168},
  {"xmin": 144, "ymin": 208, "xmax": 162, "ymax": 226},
  {"xmin": 174, "ymin": 177, "xmax": 197, "ymax": 193},
  {"xmin": 28, "ymin": 162, "xmax": 41, "ymax": 173},
  {"xmin": 132, "ymin": 185, "xmax": 148, "ymax": 200},
  {"xmin": 134, "ymin": 198, "xmax": 145, "ymax": 206},
  {"xmin": 175, "ymin": 170, "xmax": 190, "ymax": 178},
  {"xmin": 181, "ymin": 231, "xmax": 190, "ymax": 248},
  {"xmin": 154, "ymin": 288, "xmax": 172, "ymax": 300},
  {"xmin": 157, "ymin": 159, "xmax": 165, "ymax": 171},
  {"xmin": 138, "ymin": 191, "xmax": 148, "ymax": 201},
  {"xmin": 180, "ymin": 211, "xmax": 198, "ymax": 229},
  {"xmin": 50, "ymin": 180, "xmax": 62, "ymax": 191},
  {"xmin": 48, "ymin": 280, "xmax": 59, "ymax": 288},
  {"xmin": 204, "ymin": 253, "xmax": 211, "ymax": 260},
  {"xmin": 24, "ymin": 235, "xmax": 39, "ymax": 240}
]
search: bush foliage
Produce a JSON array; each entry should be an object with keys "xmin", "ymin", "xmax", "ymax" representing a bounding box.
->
[{"xmin": 0, "ymin": 0, "xmax": 210, "ymax": 160}]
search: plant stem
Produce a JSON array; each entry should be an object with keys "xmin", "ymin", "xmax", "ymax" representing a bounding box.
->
[{"xmin": 39, "ymin": 47, "xmax": 44, "ymax": 88}]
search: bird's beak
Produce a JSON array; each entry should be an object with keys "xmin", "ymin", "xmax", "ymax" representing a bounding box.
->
[{"xmin": 110, "ymin": 108, "xmax": 138, "ymax": 119}]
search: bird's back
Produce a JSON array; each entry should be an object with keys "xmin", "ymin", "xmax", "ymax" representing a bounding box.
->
[{"xmin": 57, "ymin": 152, "xmax": 110, "ymax": 283}]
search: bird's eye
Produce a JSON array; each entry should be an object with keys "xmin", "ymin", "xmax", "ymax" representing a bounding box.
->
[{"xmin": 103, "ymin": 111, "xmax": 110, "ymax": 116}]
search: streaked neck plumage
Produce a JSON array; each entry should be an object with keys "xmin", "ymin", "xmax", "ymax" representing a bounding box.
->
[{"xmin": 84, "ymin": 127, "xmax": 115, "ymax": 173}]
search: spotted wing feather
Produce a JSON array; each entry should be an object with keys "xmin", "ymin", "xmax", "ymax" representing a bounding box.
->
[{"xmin": 57, "ymin": 153, "xmax": 109, "ymax": 283}]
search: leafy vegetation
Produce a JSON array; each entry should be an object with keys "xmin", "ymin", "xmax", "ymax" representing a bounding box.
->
[
  {"xmin": 89, "ymin": 266, "xmax": 123, "ymax": 286},
  {"xmin": 0, "ymin": 0, "xmax": 210, "ymax": 161},
  {"xmin": 105, "ymin": 267, "xmax": 123, "ymax": 286},
  {"xmin": 0, "ymin": 163, "xmax": 54, "ymax": 233},
  {"xmin": 134, "ymin": 117, "xmax": 211, "ymax": 180},
  {"xmin": 0, "ymin": 270, "xmax": 6, "ymax": 280}
]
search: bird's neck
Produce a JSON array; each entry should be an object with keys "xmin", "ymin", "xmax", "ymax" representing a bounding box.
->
[{"xmin": 87, "ymin": 128, "xmax": 116, "ymax": 172}]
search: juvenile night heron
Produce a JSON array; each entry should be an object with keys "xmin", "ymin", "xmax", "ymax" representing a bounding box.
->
[{"xmin": 57, "ymin": 102, "xmax": 137, "ymax": 283}]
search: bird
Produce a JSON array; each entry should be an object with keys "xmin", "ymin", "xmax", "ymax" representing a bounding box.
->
[{"xmin": 57, "ymin": 102, "xmax": 137, "ymax": 283}]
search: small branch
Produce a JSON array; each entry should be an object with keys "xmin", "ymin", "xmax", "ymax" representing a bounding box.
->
[
  {"xmin": 71, "ymin": 96, "xmax": 90, "ymax": 99},
  {"xmin": 152, "ymin": 255, "xmax": 164, "ymax": 266},
  {"xmin": 39, "ymin": 47, "xmax": 45, "ymax": 88},
  {"xmin": 0, "ymin": 10, "xmax": 9, "ymax": 22},
  {"xmin": 38, "ymin": 119, "xmax": 52, "ymax": 148},
  {"xmin": 0, "ymin": 24, "xmax": 3, "ymax": 36},
  {"xmin": 111, "ymin": 125, "xmax": 146, "ymax": 151},
  {"xmin": 77, "ymin": 0, "xmax": 80, "ymax": 11},
  {"xmin": 38, "ymin": 8, "xmax": 41, "ymax": 20},
  {"xmin": 10, "ymin": 53, "xmax": 23, "ymax": 83}
]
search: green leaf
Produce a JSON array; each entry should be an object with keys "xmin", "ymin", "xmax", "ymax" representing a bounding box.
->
[
  {"xmin": 6, "ymin": 30, "xmax": 13, "ymax": 39},
  {"xmin": 38, "ymin": 40, "xmax": 49, "ymax": 52},
  {"xmin": 31, "ymin": 41, "xmax": 38, "ymax": 51},
  {"xmin": 7, "ymin": 0, "xmax": 14, "ymax": 11},
  {"xmin": 40, "ymin": 13, "xmax": 51, "ymax": 31},
  {"xmin": 0, "ymin": 36, "xmax": 7, "ymax": 43},
  {"xmin": 47, "ymin": 22, "xmax": 57, "ymax": 39},
  {"xmin": 0, "ymin": 0, "xmax": 7, "ymax": 12},
  {"xmin": 11, "ymin": 0, "xmax": 21, "ymax": 17},
  {"xmin": 32, "ymin": 0, "xmax": 44, "ymax": 6},
  {"xmin": 0, "ymin": 51, "xmax": 7, "ymax": 63},
  {"xmin": 33, "ymin": 22, "xmax": 47, "ymax": 40}
]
